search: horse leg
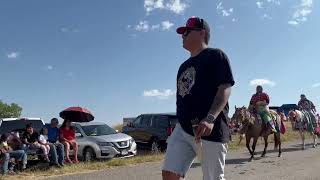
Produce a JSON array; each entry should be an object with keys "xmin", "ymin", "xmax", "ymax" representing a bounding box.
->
[
  {"xmin": 238, "ymin": 134, "xmax": 245, "ymax": 146},
  {"xmin": 274, "ymin": 133, "xmax": 278, "ymax": 150},
  {"xmin": 246, "ymin": 135, "xmax": 253, "ymax": 156},
  {"xmin": 276, "ymin": 133, "xmax": 282, "ymax": 157},
  {"xmin": 261, "ymin": 135, "xmax": 268, "ymax": 157},
  {"xmin": 312, "ymin": 133, "xmax": 317, "ymax": 148},
  {"xmin": 300, "ymin": 130, "xmax": 305, "ymax": 150},
  {"xmin": 250, "ymin": 137, "xmax": 258, "ymax": 161}
]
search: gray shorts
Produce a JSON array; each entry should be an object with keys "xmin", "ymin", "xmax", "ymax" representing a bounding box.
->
[{"xmin": 162, "ymin": 124, "xmax": 228, "ymax": 180}]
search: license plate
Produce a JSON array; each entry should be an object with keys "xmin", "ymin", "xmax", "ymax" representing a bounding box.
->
[{"xmin": 121, "ymin": 150, "xmax": 128, "ymax": 156}]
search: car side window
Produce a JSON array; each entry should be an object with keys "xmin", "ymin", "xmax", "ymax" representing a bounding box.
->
[
  {"xmin": 155, "ymin": 116, "xmax": 169, "ymax": 128},
  {"xmin": 168, "ymin": 116, "xmax": 178, "ymax": 126},
  {"xmin": 133, "ymin": 116, "xmax": 142, "ymax": 127},
  {"xmin": 140, "ymin": 115, "xmax": 152, "ymax": 127},
  {"xmin": 73, "ymin": 126, "xmax": 82, "ymax": 138}
]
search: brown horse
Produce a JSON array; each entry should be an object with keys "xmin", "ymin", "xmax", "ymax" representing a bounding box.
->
[{"xmin": 232, "ymin": 106, "xmax": 282, "ymax": 161}]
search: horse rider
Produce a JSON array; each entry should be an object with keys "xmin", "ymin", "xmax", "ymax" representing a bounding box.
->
[
  {"xmin": 298, "ymin": 94, "xmax": 318, "ymax": 131},
  {"xmin": 249, "ymin": 85, "xmax": 277, "ymax": 134}
]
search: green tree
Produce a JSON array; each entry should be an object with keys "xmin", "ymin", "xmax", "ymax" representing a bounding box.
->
[{"xmin": 0, "ymin": 100, "xmax": 23, "ymax": 118}]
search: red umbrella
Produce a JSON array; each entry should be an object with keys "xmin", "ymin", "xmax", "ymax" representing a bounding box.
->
[{"xmin": 59, "ymin": 106, "xmax": 94, "ymax": 122}]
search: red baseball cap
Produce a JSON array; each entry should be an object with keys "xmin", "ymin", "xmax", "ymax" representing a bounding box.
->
[{"xmin": 176, "ymin": 16, "xmax": 210, "ymax": 35}]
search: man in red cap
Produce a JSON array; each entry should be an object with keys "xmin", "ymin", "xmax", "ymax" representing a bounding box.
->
[{"xmin": 162, "ymin": 17, "xmax": 235, "ymax": 180}]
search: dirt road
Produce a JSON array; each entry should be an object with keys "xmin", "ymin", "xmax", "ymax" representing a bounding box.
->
[{"xmin": 47, "ymin": 141, "xmax": 320, "ymax": 180}]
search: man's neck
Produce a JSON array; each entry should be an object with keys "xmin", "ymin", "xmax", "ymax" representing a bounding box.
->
[{"xmin": 190, "ymin": 44, "xmax": 208, "ymax": 57}]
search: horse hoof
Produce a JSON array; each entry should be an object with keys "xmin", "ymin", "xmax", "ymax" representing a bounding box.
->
[
  {"xmin": 278, "ymin": 154, "xmax": 282, "ymax": 157},
  {"xmin": 261, "ymin": 154, "xmax": 266, "ymax": 158},
  {"xmin": 249, "ymin": 156, "xmax": 254, "ymax": 162},
  {"xmin": 313, "ymin": 145, "xmax": 316, "ymax": 148}
]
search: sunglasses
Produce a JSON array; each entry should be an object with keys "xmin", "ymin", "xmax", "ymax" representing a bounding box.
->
[{"xmin": 183, "ymin": 28, "xmax": 203, "ymax": 37}]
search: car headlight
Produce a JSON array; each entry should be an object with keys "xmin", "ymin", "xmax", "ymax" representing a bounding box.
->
[{"xmin": 97, "ymin": 142, "xmax": 114, "ymax": 147}]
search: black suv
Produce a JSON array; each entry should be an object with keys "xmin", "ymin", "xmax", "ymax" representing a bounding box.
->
[{"xmin": 122, "ymin": 113, "xmax": 178, "ymax": 151}]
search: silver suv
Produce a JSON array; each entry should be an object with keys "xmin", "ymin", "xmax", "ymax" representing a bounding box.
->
[{"xmin": 71, "ymin": 122, "xmax": 137, "ymax": 161}]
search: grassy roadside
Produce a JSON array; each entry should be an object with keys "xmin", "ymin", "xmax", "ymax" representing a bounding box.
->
[
  {"xmin": 0, "ymin": 122, "xmax": 306, "ymax": 180},
  {"xmin": 1, "ymin": 153, "xmax": 164, "ymax": 180}
]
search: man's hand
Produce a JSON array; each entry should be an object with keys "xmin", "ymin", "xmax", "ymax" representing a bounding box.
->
[{"xmin": 195, "ymin": 120, "xmax": 214, "ymax": 139}]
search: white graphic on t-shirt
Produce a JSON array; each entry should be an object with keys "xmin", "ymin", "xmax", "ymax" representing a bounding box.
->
[{"xmin": 178, "ymin": 67, "xmax": 196, "ymax": 98}]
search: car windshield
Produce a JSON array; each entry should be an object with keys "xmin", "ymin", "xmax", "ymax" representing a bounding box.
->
[{"xmin": 81, "ymin": 124, "xmax": 117, "ymax": 136}]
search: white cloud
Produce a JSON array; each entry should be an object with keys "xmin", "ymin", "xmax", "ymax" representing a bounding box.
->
[
  {"xmin": 262, "ymin": 14, "xmax": 272, "ymax": 20},
  {"xmin": 288, "ymin": 20, "xmax": 299, "ymax": 25},
  {"xmin": 312, "ymin": 83, "xmax": 320, "ymax": 88},
  {"xmin": 289, "ymin": 0, "xmax": 313, "ymax": 26},
  {"xmin": 135, "ymin": 21, "xmax": 150, "ymax": 32},
  {"xmin": 217, "ymin": 2, "xmax": 234, "ymax": 17},
  {"xmin": 161, "ymin": 21, "xmax": 174, "ymax": 30},
  {"xmin": 60, "ymin": 27, "xmax": 79, "ymax": 33},
  {"xmin": 7, "ymin": 52, "xmax": 20, "ymax": 59},
  {"xmin": 143, "ymin": 89, "xmax": 175, "ymax": 99},
  {"xmin": 257, "ymin": 1, "xmax": 264, "ymax": 9},
  {"xmin": 267, "ymin": 0, "xmax": 280, "ymax": 5},
  {"xmin": 249, "ymin": 79, "xmax": 276, "ymax": 87},
  {"xmin": 47, "ymin": 65, "xmax": 53, "ymax": 70},
  {"xmin": 144, "ymin": 0, "xmax": 188, "ymax": 15},
  {"xmin": 166, "ymin": 0, "xmax": 187, "ymax": 14},
  {"xmin": 133, "ymin": 20, "xmax": 174, "ymax": 32},
  {"xmin": 144, "ymin": 0, "xmax": 164, "ymax": 13}
]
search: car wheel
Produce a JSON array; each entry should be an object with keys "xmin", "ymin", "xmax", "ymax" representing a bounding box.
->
[
  {"xmin": 150, "ymin": 140, "xmax": 161, "ymax": 154},
  {"xmin": 84, "ymin": 147, "xmax": 96, "ymax": 162}
]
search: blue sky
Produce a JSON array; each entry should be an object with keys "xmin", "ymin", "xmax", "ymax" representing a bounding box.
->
[{"xmin": 0, "ymin": 0, "xmax": 319, "ymax": 125}]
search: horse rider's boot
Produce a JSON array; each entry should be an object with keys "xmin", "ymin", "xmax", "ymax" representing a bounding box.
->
[{"xmin": 269, "ymin": 122, "xmax": 277, "ymax": 133}]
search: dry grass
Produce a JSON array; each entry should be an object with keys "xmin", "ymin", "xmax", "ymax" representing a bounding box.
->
[{"xmin": 0, "ymin": 154, "xmax": 164, "ymax": 180}]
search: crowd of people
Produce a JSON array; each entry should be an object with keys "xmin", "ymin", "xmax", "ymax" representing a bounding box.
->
[{"xmin": 0, "ymin": 118, "xmax": 78, "ymax": 175}]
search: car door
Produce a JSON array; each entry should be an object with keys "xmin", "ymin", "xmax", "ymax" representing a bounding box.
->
[
  {"xmin": 154, "ymin": 115, "xmax": 171, "ymax": 141},
  {"xmin": 125, "ymin": 116, "xmax": 144, "ymax": 142},
  {"xmin": 139, "ymin": 115, "xmax": 153, "ymax": 143}
]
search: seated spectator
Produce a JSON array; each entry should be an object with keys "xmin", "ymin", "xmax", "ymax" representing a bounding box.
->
[
  {"xmin": 38, "ymin": 128, "xmax": 50, "ymax": 162},
  {"xmin": 46, "ymin": 118, "xmax": 65, "ymax": 167},
  {"xmin": 60, "ymin": 120, "xmax": 79, "ymax": 163},
  {"xmin": 0, "ymin": 133, "xmax": 27, "ymax": 175},
  {"xmin": 7, "ymin": 132, "xmax": 23, "ymax": 151},
  {"xmin": 22, "ymin": 123, "xmax": 40, "ymax": 150}
]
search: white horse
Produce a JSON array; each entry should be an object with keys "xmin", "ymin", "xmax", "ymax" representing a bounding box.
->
[{"xmin": 288, "ymin": 110, "xmax": 318, "ymax": 150}]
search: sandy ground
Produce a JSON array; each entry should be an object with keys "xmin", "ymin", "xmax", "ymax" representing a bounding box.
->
[{"xmin": 46, "ymin": 141, "xmax": 320, "ymax": 180}]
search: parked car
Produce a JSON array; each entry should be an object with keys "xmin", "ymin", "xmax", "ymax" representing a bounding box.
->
[
  {"xmin": 0, "ymin": 118, "xmax": 45, "ymax": 159},
  {"xmin": 122, "ymin": 113, "xmax": 178, "ymax": 152},
  {"xmin": 71, "ymin": 122, "xmax": 137, "ymax": 162},
  {"xmin": 0, "ymin": 117, "xmax": 44, "ymax": 135}
]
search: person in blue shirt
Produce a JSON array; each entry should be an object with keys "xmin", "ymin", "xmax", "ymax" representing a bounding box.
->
[{"xmin": 46, "ymin": 118, "xmax": 65, "ymax": 167}]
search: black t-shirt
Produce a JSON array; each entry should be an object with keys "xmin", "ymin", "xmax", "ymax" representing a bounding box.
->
[
  {"xmin": 22, "ymin": 131, "xmax": 39, "ymax": 143},
  {"xmin": 176, "ymin": 48, "xmax": 235, "ymax": 143}
]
